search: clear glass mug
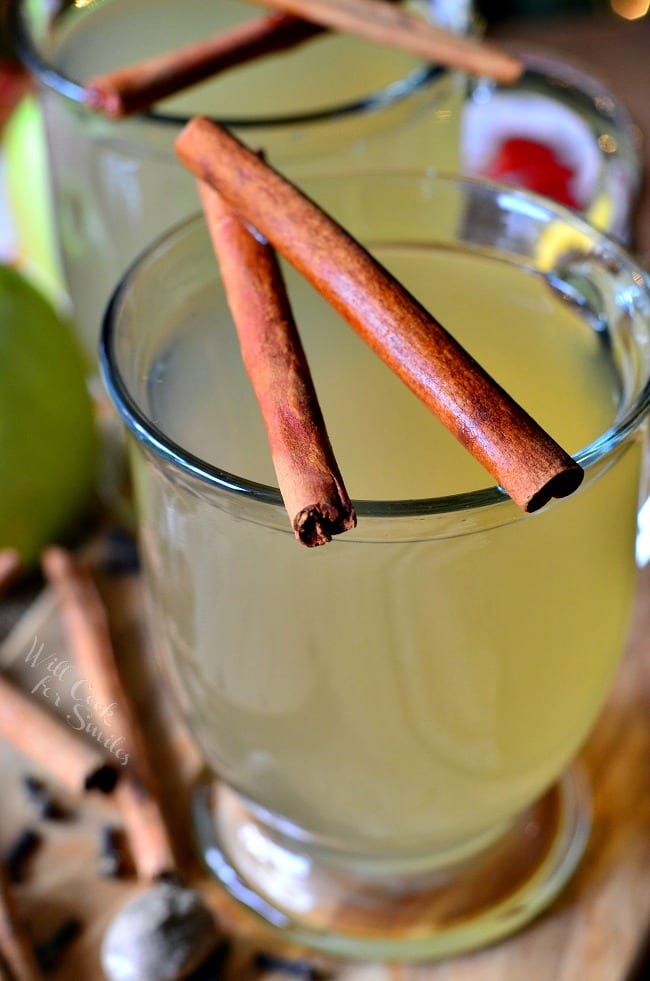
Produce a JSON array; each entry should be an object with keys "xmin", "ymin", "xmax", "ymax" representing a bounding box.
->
[
  {"xmin": 100, "ymin": 172, "xmax": 650, "ymax": 960},
  {"xmin": 12, "ymin": 0, "xmax": 470, "ymax": 363},
  {"xmin": 12, "ymin": 1, "xmax": 643, "ymax": 366},
  {"xmin": 462, "ymin": 48, "xmax": 643, "ymax": 244}
]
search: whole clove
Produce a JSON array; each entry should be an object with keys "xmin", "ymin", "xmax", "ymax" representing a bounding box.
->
[
  {"xmin": 4, "ymin": 829, "xmax": 40, "ymax": 884},
  {"xmin": 253, "ymin": 952, "xmax": 328, "ymax": 980},
  {"xmin": 186, "ymin": 940, "xmax": 231, "ymax": 980},
  {"xmin": 21, "ymin": 776, "xmax": 63, "ymax": 821},
  {"xmin": 100, "ymin": 528, "xmax": 141, "ymax": 576},
  {"xmin": 98, "ymin": 824, "xmax": 123, "ymax": 879},
  {"xmin": 35, "ymin": 917, "xmax": 82, "ymax": 973}
]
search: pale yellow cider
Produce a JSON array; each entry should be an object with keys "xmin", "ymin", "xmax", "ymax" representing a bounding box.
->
[
  {"xmin": 134, "ymin": 247, "xmax": 641, "ymax": 863},
  {"xmin": 56, "ymin": 0, "xmax": 451, "ymax": 123}
]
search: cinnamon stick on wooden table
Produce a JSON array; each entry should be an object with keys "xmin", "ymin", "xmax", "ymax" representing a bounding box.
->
[
  {"xmin": 176, "ymin": 118, "xmax": 583, "ymax": 513},
  {"xmin": 198, "ymin": 178, "xmax": 356, "ymax": 546},
  {"xmin": 109, "ymin": 774, "xmax": 180, "ymax": 883},
  {"xmin": 0, "ymin": 673, "xmax": 119, "ymax": 795},
  {"xmin": 41, "ymin": 548, "xmax": 177, "ymax": 881}
]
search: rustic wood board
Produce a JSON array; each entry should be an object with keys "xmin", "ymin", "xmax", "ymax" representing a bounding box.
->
[{"xmin": 0, "ymin": 554, "xmax": 649, "ymax": 981}]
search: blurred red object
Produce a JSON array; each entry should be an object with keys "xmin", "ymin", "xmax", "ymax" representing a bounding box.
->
[
  {"xmin": 0, "ymin": 59, "xmax": 30, "ymax": 135},
  {"xmin": 482, "ymin": 136, "xmax": 579, "ymax": 209}
]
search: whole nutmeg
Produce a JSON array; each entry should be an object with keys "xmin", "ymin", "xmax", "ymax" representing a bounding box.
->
[{"xmin": 101, "ymin": 881, "xmax": 221, "ymax": 981}]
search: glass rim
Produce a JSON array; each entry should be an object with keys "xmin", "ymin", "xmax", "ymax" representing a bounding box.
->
[
  {"xmin": 99, "ymin": 172, "xmax": 650, "ymax": 520},
  {"xmin": 493, "ymin": 46, "xmax": 642, "ymax": 141},
  {"xmin": 10, "ymin": 0, "xmax": 443, "ymax": 129},
  {"xmin": 497, "ymin": 48, "xmax": 644, "ymax": 187}
]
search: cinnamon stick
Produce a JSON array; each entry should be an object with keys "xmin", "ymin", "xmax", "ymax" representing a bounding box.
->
[
  {"xmin": 245, "ymin": 0, "xmax": 522, "ymax": 83},
  {"xmin": 41, "ymin": 548, "xmax": 177, "ymax": 880},
  {"xmin": 0, "ymin": 864, "xmax": 41, "ymax": 981},
  {"xmin": 84, "ymin": 12, "xmax": 323, "ymax": 117},
  {"xmin": 83, "ymin": 0, "xmax": 520, "ymax": 118},
  {"xmin": 111, "ymin": 775, "xmax": 177, "ymax": 881},
  {"xmin": 176, "ymin": 118, "xmax": 584, "ymax": 512},
  {"xmin": 0, "ymin": 673, "xmax": 119, "ymax": 795},
  {"xmin": 0, "ymin": 549, "xmax": 22, "ymax": 597},
  {"xmin": 198, "ymin": 178, "xmax": 356, "ymax": 546}
]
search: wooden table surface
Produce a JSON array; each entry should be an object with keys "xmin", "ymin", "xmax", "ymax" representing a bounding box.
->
[
  {"xmin": 1, "ymin": 10, "xmax": 650, "ymax": 981},
  {"xmin": 1, "ymin": 534, "xmax": 649, "ymax": 981}
]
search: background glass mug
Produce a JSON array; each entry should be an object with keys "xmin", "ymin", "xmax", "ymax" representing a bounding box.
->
[
  {"xmin": 462, "ymin": 48, "xmax": 642, "ymax": 244},
  {"xmin": 101, "ymin": 171, "xmax": 650, "ymax": 960},
  {"xmin": 12, "ymin": 0, "xmax": 472, "ymax": 363}
]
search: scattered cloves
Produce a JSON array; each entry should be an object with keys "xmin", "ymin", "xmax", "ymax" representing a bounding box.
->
[{"xmin": 21, "ymin": 775, "xmax": 64, "ymax": 821}]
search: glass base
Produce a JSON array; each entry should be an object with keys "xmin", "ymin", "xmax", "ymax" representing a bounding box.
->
[{"xmin": 192, "ymin": 765, "xmax": 591, "ymax": 961}]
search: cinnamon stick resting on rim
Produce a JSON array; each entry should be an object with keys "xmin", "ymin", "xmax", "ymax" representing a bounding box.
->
[
  {"xmin": 198, "ymin": 178, "xmax": 355, "ymax": 546},
  {"xmin": 246, "ymin": 0, "xmax": 522, "ymax": 83},
  {"xmin": 176, "ymin": 118, "xmax": 583, "ymax": 513},
  {"xmin": 0, "ymin": 673, "xmax": 119, "ymax": 795},
  {"xmin": 83, "ymin": 0, "xmax": 520, "ymax": 118},
  {"xmin": 84, "ymin": 12, "xmax": 324, "ymax": 117},
  {"xmin": 41, "ymin": 548, "xmax": 177, "ymax": 880}
]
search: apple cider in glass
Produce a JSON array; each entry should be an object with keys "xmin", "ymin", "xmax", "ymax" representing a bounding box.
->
[
  {"xmin": 102, "ymin": 174, "xmax": 650, "ymax": 957},
  {"xmin": 15, "ymin": 0, "xmax": 468, "ymax": 360}
]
